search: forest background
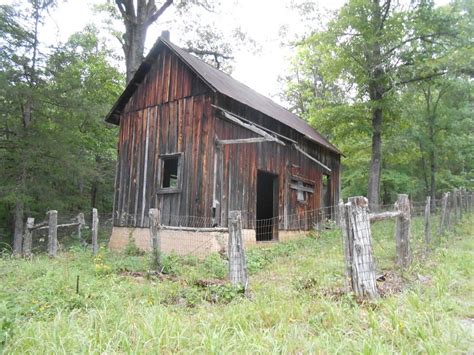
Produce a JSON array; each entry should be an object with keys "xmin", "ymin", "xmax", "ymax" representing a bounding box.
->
[{"xmin": 0, "ymin": 0, "xmax": 472, "ymax": 250}]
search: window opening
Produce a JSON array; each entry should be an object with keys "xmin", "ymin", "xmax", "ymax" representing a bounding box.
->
[
  {"xmin": 162, "ymin": 158, "xmax": 178, "ymax": 188},
  {"xmin": 158, "ymin": 153, "xmax": 183, "ymax": 193}
]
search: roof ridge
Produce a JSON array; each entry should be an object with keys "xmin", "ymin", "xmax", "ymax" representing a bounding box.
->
[{"xmin": 106, "ymin": 36, "xmax": 341, "ymax": 155}]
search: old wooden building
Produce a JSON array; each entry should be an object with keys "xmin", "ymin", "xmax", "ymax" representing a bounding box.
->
[{"xmin": 106, "ymin": 34, "xmax": 341, "ymax": 247}]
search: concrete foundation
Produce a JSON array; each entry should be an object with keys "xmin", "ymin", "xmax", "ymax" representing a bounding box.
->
[{"xmin": 109, "ymin": 227, "xmax": 308, "ymax": 257}]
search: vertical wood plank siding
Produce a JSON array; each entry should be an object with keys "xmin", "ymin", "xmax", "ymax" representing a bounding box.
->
[{"xmin": 113, "ymin": 48, "xmax": 341, "ymax": 229}]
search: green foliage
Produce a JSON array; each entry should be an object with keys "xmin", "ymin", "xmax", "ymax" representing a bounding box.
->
[
  {"xmin": 0, "ymin": 2, "xmax": 124, "ymax": 246},
  {"xmin": 282, "ymin": 0, "xmax": 472, "ymax": 202},
  {"xmin": 0, "ymin": 216, "xmax": 472, "ymax": 352},
  {"xmin": 123, "ymin": 236, "xmax": 146, "ymax": 257}
]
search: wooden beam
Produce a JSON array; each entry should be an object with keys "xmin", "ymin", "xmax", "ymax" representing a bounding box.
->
[
  {"xmin": 160, "ymin": 225, "xmax": 229, "ymax": 232},
  {"xmin": 368, "ymin": 211, "xmax": 402, "ymax": 222},
  {"xmin": 289, "ymin": 183, "xmax": 314, "ymax": 193},
  {"xmin": 30, "ymin": 221, "xmax": 48, "ymax": 231},
  {"xmin": 212, "ymin": 104, "xmax": 296, "ymax": 144},
  {"xmin": 216, "ymin": 138, "xmax": 269, "ymax": 145},
  {"xmin": 293, "ymin": 144, "xmax": 331, "ymax": 173},
  {"xmin": 213, "ymin": 106, "xmax": 286, "ymax": 146}
]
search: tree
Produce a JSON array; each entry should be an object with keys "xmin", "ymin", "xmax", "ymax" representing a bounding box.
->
[
  {"xmin": 109, "ymin": 0, "xmax": 239, "ymax": 82},
  {"xmin": 284, "ymin": 0, "xmax": 464, "ymax": 209},
  {"xmin": 0, "ymin": 3, "xmax": 123, "ymax": 253},
  {"xmin": 113, "ymin": 0, "xmax": 174, "ymax": 82},
  {"xmin": 0, "ymin": 1, "xmax": 56, "ymax": 254}
]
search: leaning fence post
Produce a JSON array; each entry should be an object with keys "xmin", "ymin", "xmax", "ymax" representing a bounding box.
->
[
  {"xmin": 424, "ymin": 196, "xmax": 431, "ymax": 248},
  {"xmin": 92, "ymin": 208, "xmax": 99, "ymax": 255},
  {"xmin": 22, "ymin": 217, "xmax": 34, "ymax": 258},
  {"xmin": 345, "ymin": 197, "xmax": 378, "ymax": 299},
  {"xmin": 395, "ymin": 194, "xmax": 412, "ymax": 268},
  {"xmin": 47, "ymin": 210, "xmax": 58, "ymax": 257},
  {"xmin": 438, "ymin": 192, "xmax": 449, "ymax": 235},
  {"xmin": 228, "ymin": 210, "xmax": 248, "ymax": 292},
  {"xmin": 149, "ymin": 208, "xmax": 161, "ymax": 270}
]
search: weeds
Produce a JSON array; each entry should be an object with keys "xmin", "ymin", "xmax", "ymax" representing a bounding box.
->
[{"xmin": 0, "ymin": 215, "xmax": 472, "ymax": 353}]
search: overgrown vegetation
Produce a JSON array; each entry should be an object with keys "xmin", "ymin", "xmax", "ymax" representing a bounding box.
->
[{"xmin": 1, "ymin": 216, "xmax": 472, "ymax": 353}]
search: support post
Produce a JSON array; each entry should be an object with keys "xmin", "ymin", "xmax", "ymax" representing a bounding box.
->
[
  {"xmin": 452, "ymin": 189, "xmax": 459, "ymax": 225},
  {"xmin": 22, "ymin": 217, "xmax": 34, "ymax": 258},
  {"xmin": 47, "ymin": 210, "xmax": 58, "ymax": 257},
  {"xmin": 438, "ymin": 192, "xmax": 449, "ymax": 235},
  {"xmin": 424, "ymin": 196, "xmax": 431, "ymax": 247},
  {"xmin": 92, "ymin": 208, "xmax": 99, "ymax": 255},
  {"xmin": 149, "ymin": 208, "xmax": 161, "ymax": 270},
  {"xmin": 458, "ymin": 189, "xmax": 463, "ymax": 221},
  {"xmin": 395, "ymin": 194, "xmax": 412, "ymax": 268},
  {"xmin": 338, "ymin": 199, "xmax": 345, "ymax": 228},
  {"xmin": 228, "ymin": 211, "xmax": 248, "ymax": 291},
  {"xmin": 345, "ymin": 197, "xmax": 378, "ymax": 299},
  {"xmin": 340, "ymin": 200, "xmax": 352, "ymax": 290},
  {"xmin": 77, "ymin": 213, "xmax": 86, "ymax": 246}
]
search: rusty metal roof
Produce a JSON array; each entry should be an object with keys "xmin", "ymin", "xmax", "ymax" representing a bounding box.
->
[{"xmin": 106, "ymin": 37, "xmax": 341, "ymax": 155}]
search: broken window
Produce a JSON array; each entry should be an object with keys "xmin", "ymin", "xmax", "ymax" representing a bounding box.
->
[{"xmin": 159, "ymin": 153, "xmax": 183, "ymax": 192}]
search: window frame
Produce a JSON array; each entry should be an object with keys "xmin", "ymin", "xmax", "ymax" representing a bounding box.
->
[
  {"xmin": 157, "ymin": 152, "xmax": 184, "ymax": 194},
  {"xmin": 289, "ymin": 176, "xmax": 315, "ymax": 204}
]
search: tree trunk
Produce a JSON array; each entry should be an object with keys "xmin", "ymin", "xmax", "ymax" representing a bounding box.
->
[
  {"xmin": 12, "ymin": 201, "xmax": 24, "ymax": 256},
  {"xmin": 366, "ymin": 0, "xmax": 384, "ymax": 212},
  {"xmin": 123, "ymin": 23, "xmax": 147, "ymax": 83},
  {"xmin": 367, "ymin": 106, "xmax": 382, "ymax": 211},
  {"xmin": 428, "ymin": 114, "xmax": 436, "ymax": 212},
  {"xmin": 115, "ymin": 0, "xmax": 173, "ymax": 84}
]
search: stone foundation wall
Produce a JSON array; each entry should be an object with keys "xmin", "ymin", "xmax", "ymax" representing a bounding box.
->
[{"xmin": 109, "ymin": 227, "xmax": 308, "ymax": 257}]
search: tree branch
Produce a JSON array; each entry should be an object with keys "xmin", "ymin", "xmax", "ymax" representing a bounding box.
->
[
  {"xmin": 382, "ymin": 33, "xmax": 455, "ymax": 59},
  {"xmin": 385, "ymin": 70, "xmax": 447, "ymax": 93},
  {"xmin": 380, "ymin": 0, "xmax": 391, "ymax": 31},
  {"xmin": 185, "ymin": 47, "xmax": 234, "ymax": 60},
  {"xmin": 146, "ymin": 0, "xmax": 173, "ymax": 26}
]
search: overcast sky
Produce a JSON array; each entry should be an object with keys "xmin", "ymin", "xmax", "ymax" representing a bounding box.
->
[
  {"xmin": 5, "ymin": 0, "xmax": 448, "ymax": 106},
  {"xmin": 1, "ymin": 0, "xmax": 350, "ymax": 105}
]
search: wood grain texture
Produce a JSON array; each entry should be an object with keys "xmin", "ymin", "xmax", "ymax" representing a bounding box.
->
[{"xmin": 112, "ymin": 49, "xmax": 341, "ymax": 230}]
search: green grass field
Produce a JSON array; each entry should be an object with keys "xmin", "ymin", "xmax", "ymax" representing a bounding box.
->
[{"xmin": 1, "ymin": 216, "xmax": 472, "ymax": 354}]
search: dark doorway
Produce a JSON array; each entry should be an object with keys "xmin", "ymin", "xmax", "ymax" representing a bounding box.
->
[{"xmin": 256, "ymin": 171, "xmax": 278, "ymax": 241}]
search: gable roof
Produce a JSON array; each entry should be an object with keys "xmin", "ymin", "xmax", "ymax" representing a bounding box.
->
[{"xmin": 106, "ymin": 37, "xmax": 341, "ymax": 155}]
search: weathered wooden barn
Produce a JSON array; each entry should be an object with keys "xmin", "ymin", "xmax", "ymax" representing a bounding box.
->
[{"xmin": 106, "ymin": 34, "xmax": 341, "ymax": 250}]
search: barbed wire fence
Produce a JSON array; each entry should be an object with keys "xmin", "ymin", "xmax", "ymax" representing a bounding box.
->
[
  {"xmin": 339, "ymin": 189, "xmax": 472, "ymax": 300},
  {"xmin": 13, "ymin": 188, "xmax": 473, "ymax": 296}
]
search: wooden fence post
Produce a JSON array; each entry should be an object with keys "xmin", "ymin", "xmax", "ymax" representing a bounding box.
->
[
  {"xmin": 395, "ymin": 194, "xmax": 412, "ymax": 268},
  {"xmin": 458, "ymin": 189, "xmax": 463, "ymax": 221},
  {"xmin": 345, "ymin": 197, "xmax": 378, "ymax": 299},
  {"xmin": 47, "ymin": 210, "xmax": 58, "ymax": 257},
  {"xmin": 92, "ymin": 208, "xmax": 99, "ymax": 255},
  {"xmin": 453, "ymin": 189, "xmax": 459, "ymax": 225},
  {"xmin": 77, "ymin": 213, "xmax": 86, "ymax": 246},
  {"xmin": 338, "ymin": 199, "xmax": 345, "ymax": 228},
  {"xmin": 149, "ymin": 208, "xmax": 161, "ymax": 270},
  {"xmin": 22, "ymin": 217, "xmax": 34, "ymax": 258},
  {"xmin": 424, "ymin": 196, "xmax": 431, "ymax": 247},
  {"xmin": 340, "ymin": 200, "xmax": 352, "ymax": 290},
  {"xmin": 228, "ymin": 211, "xmax": 248, "ymax": 291},
  {"xmin": 438, "ymin": 192, "xmax": 449, "ymax": 235}
]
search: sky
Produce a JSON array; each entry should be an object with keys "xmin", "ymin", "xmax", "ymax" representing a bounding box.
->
[{"xmin": 0, "ymin": 0, "xmax": 346, "ymax": 105}]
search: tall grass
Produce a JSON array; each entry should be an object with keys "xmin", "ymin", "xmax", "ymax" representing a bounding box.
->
[{"xmin": 1, "ymin": 215, "xmax": 472, "ymax": 353}]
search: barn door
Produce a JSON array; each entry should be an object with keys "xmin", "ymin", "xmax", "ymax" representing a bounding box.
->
[{"xmin": 256, "ymin": 170, "xmax": 279, "ymax": 241}]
